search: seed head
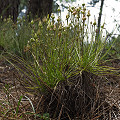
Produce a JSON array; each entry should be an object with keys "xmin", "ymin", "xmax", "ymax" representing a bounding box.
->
[
  {"xmin": 57, "ymin": 16, "xmax": 61, "ymax": 23},
  {"xmin": 58, "ymin": 32, "xmax": 61, "ymax": 38},
  {"xmin": 58, "ymin": 24, "xmax": 62, "ymax": 31},
  {"xmin": 83, "ymin": 7, "xmax": 86, "ymax": 11},
  {"xmin": 77, "ymin": 7, "xmax": 81, "ymax": 12},
  {"xmin": 93, "ymin": 16, "xmax": 96, "ymax": 26},
  {"xmin": 93, "ymin": 20, "xmax": 96, "ymax": 26},
  {"xmin": 53, "ymin": 24, "xmax": 56, "ymax": 31},
  {"xmin": 82, "ymin": 15, "xmax": 86, "ymax": 22},
  {"xmin": 66, "ymin": 14, "xmax": 70, "ymax": 19},
  {"xmin": 87, "ymin": 10, "xmax": 91, "ymax": 17},
  {"xmin": 47, "ymin": 24, "xmax": 50, "ymax": 30},
  {"xmin": 72, "ymin": 10, "xmax": 77, "ymax": 16},
  {"xmin": 51, "ymin": 13, "xmax": 55, "ymax": 19},
  {"xmin": 96, "ymin": 29, "xmax": 98, "ymax": 33},
  {"xmin": 50, "ymin": 22, "xmax": 54, "ymax": 29},
  {"xmin": 82, "ymin": 17, "xmax": 86, "ymax": 22},
  {"xmin": 82, "ymin": 3, "xmax": 85, "ymax": 7},
  {"xmin": 101, "ymin": 23, "xmax": 105, "ymax": 29},
  {"xmin": 57, "ymin": 7, "xmax": 61, "ymax": 12},
  {"xmin": 42, "ymin": 17, "xmax": 47, "ymax": 23},
  {"xmin": 81, "ymin": 11, "xmax": 85, "ymax": 15}
]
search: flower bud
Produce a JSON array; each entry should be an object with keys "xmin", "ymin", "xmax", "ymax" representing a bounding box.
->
[
  {"xmin": 58, "ymin": 24, "xmax": 62, "ymax": 31},
  {"xmin": 72, "ymin": 10, "xmax": 77, "ymax": 16},
  {"xmin": 77, "ymin": 7, "xmax": 81, "ymax": 12},
  {"xmin": 31, "ymin": 20, "xmax": 34, "ymax": 25},
  {"xmin": 53, "ymin": 24, "xmax": 56, "ymax": 31},
  {"xmin": 57, "ymin": 7, "xmax": 61, "ymax": 12},
  {"xmin": 47, "ymin": 24, "xmax": 50, "ymax": 30},
  {"xmin": 82, "ymin": 3, "xmax": 85, "ymax": 7},
  {"xmin": 82, "ymin": 15, "xmax": 86, "ymax": 22},
  {"xmin": 96, "ymin": 29, "xmax": 98, "ymax": 33},
  {"xmin": 90, "ymin": 21, "xmax": 92, "ymax": 24},
  {"xmin": 87, "ymin": 10, "xmax": 91, "ymax": 17},
  {"xmin": 81, "ymin": 11, "xmax": 85, "ymax": 15},
  {"xmin": 83, "ymin": 7, "xmax": 86, "ymax": 11},
  {"xmin": 66, "ymin": 14, "xmax": 70, "ymax": 19},
  {"xmin": 101, "ymin": 23, "xmax": 105, "ymax": 29},
  {"xmin": 51, "ymin": 13, "xmax": 55, "ymax": 19},
  {"xmin": 42, "ymin": 17, "xmax": 47, "ymax": 23},
  {"xmin": 93, "ymin": 21, "xmax": 96, "ymax": 26},
  {"xmin": 57, "ymin": 16, "xmax": 61, "ymax": 22},
  {"xmin": 58, "ymin": 32, "xmax": 61, "ymax": 38}
]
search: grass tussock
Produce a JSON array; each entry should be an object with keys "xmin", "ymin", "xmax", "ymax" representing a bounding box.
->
[{"xmin": 0, "ymin": 3, "xmax": 120, "ymax": 120}]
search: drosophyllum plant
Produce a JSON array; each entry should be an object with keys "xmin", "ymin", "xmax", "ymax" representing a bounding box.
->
[{"xmin": 23, "ymin": 3, "xmax": 119, "ymax": 90}]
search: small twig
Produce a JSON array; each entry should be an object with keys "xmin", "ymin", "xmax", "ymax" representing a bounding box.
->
[
  {"xmin": 36, "ymin": 95, "xmax": 43, "ymax": 113},
  {"xmin": 58, "ymin": 104, "xmax": 64, "ymax": 120}
]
